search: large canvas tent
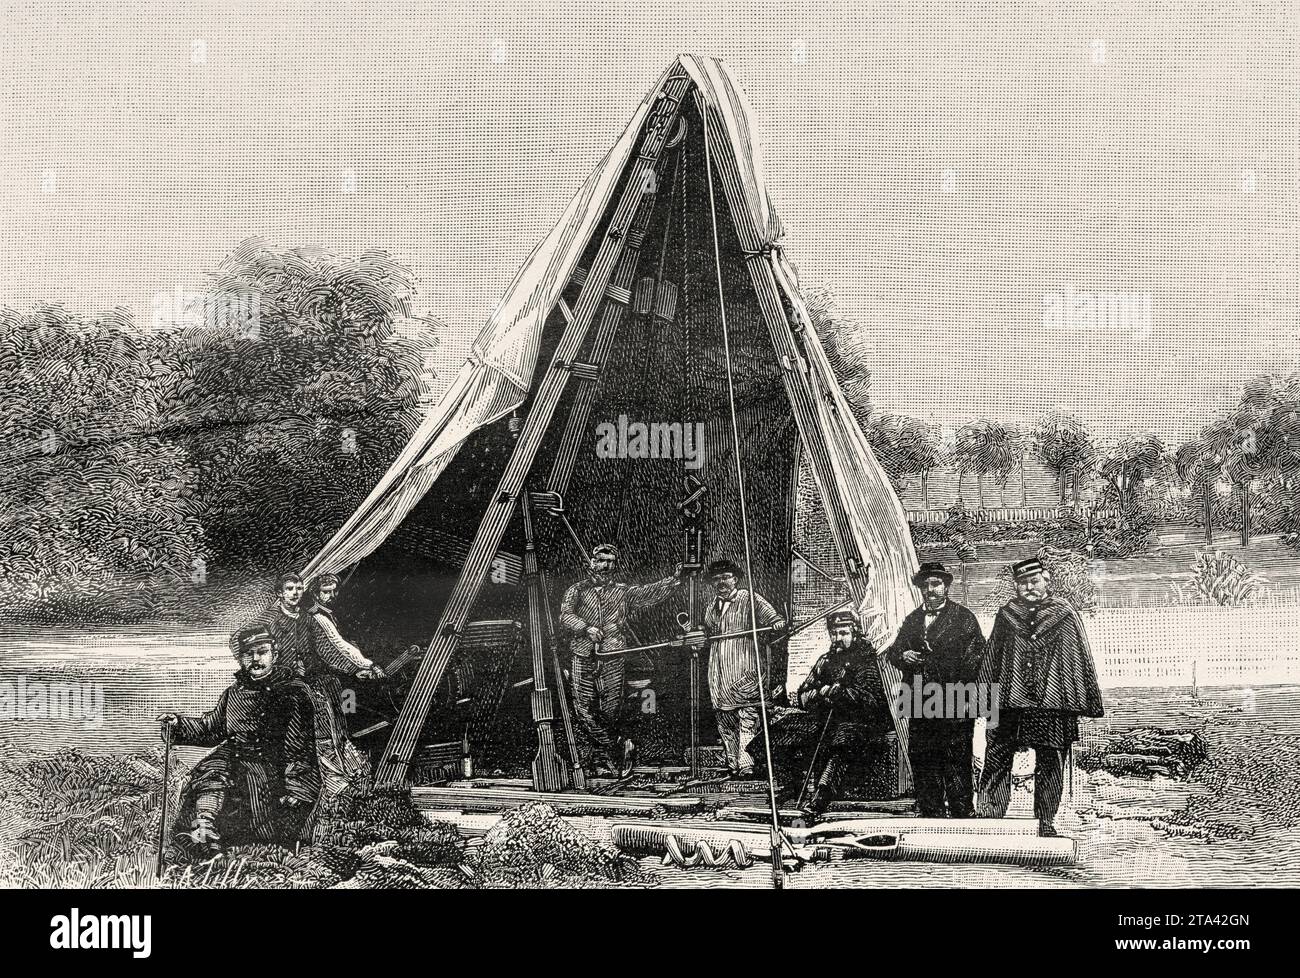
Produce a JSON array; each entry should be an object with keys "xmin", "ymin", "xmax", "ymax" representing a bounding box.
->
[{"xmin": 303, "ymin": 55, "xmax": 919, "ymax": 790}]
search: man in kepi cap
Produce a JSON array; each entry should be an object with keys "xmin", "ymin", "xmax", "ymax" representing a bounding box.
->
[
  {"xmin": 884, "ymin": 562, "xmax": 987, "ymax": 818},
  {"xmin": 158, "ymin": 624, "xmax": 321, "ymax": 858},
  {"xmin": 977, "ymin": 557, "xmax": 1104, "ymax": 836}
]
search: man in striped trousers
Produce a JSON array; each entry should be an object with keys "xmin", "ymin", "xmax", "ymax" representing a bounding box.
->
[{"xmin": 559, "ymin": 544, "xmax": 684, "ymax": 776}]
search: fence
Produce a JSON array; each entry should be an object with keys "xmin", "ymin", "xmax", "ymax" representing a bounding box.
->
[
  {"xmin": 974, "ymin": 605, "xmax": 1300, "ymax": 690},
  {"xmin": 782, "ymin": 603, "xmax": 1300, "ymax": 692},
  {"xmin": 906, "ymin": 506, "xmax": 1067, "ymax": 524}
]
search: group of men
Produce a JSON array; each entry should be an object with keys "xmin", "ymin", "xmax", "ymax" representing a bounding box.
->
[
  {"xmin": 559, "ymin": 549, "xmax": 787, "ymax": 779},
  {"xmin": 158, "ymin": 549, "xmax": 1104, "ymax": 858},
  {"xmin": 158, "ymin": 572, "xmax": 383, "ymax": 857},
  {"xmin": 561, "ymin": 548, "xmax": 1104, "ymax": 837},
  {"xmin": 788, "ymin": 556, "xmax": 1103, "ymax": 835}
]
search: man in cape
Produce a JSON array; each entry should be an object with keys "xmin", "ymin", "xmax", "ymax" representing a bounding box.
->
[{"xmin": 977, "ymin": 558, "xmax": 1104, "ymax": 836}]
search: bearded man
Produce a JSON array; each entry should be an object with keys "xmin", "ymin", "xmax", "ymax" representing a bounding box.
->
[{"xmin": 977, "ymin": 558, "xmax": 1104, "ymax": 836}]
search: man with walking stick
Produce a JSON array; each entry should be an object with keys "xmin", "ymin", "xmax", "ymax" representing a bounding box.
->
[{"xmin": 157, "ymin": 624, "xmax": 321, "ymax": 861}]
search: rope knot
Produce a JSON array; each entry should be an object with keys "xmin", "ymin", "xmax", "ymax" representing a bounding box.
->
[{"xmin": 742, "ymin": 242, "xmax": 782, "ymax": 263}]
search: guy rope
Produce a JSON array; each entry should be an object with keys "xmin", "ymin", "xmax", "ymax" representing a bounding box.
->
[{"xmin": 701, "ymin": 93, "xmax": 795, "ymax": 889}]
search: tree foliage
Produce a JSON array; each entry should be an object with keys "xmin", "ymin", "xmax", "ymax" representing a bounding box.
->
[
  {"xmin": 806, "ymin": 286, "xmax": 871, "ymax": 427},
  {"xmin": 165, "ymin": 240, "xmax": 428, "ymax": 575},
  {"xmin": 0, "ymin": 306, "xmax": 205, "ymax": 620},
  {"xmin": 0, "ymin": 241, "xmax": 434, "ymax": 623},
  {"xmin": 950, "ymin": 420, "xmax": 1016, "ymax": 508},
  {"xmin": 1031, "ymin": 412, "xmax": 1095, "ymax": 506},
  {"xmin": 863, "ymin": 413, "xmax": 940, "ymax": 491}
]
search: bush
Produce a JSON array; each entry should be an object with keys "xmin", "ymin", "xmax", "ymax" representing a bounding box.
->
[
  {"xmin": 0, "ymin": 307, "xmax": 207, "ymax": 623},
  {"xmin": 0, "ymin": 241, "xmax": 437, "ymax": 624},
  {"xmin": 1182, "ymin": 550, "xmax": 1265, "ymax": 607}
]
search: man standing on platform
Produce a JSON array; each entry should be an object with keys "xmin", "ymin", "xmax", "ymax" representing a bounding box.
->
[
  {"xmin": 884, "ymin": 561, "xmax": 986, "ymax": 818},
  {"xmin": 560, "ymin": 544, "xmax": 684, "ymax": 776},
  {"xmin": 978, "ymin": 557, "xmax": 1104, "ymax": 836},
  {"xmin": 701, "ymin": 558, "xmax": 786, "ymax": 780}
]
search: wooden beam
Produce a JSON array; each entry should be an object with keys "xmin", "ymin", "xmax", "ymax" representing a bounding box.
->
[
  {"xmin": 521, "ymin": 493, "xmax": 568, "ymax": 790},
  {"xmin": 376, "ymin": 73, "xmax": 693, "ymax": 786},
  {"xmin": 410, "ymin": 785, "xmax": 702, "ymax": 815},
  {"xmin": 542, "ymin": 171, "xmax": 660, "ymax": 499}
]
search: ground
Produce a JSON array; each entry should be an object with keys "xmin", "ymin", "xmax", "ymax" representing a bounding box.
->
[{"xmin": 2, "ymin": 685, "xmax": 1297, "ymax": 888}]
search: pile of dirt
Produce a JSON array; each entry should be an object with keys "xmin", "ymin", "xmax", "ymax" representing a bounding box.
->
[
  {"xmin": 1171, "ymin": 723, "xmax": 1300, "ymax": 839},
  {"xmin": 162, "ymin": 787, "xmax": 471, "ymax": 889},
  {"xmin": 467, "ymin": 802, "xmax": 654, "ymax": 889},
  {"xmin": 3, "ymin": 748, "xmax": 657, "ymax": 889}
]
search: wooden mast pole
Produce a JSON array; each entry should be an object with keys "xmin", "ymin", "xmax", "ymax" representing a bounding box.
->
[
  {"xmin": 521, "ymin": 492, "xmax": 568, "ymax": 790},
  {"xmin": 375, "ymin": 72, "xmax": 692, "ymax": 787},
  {"xmin": 540, "ymin": 568, "xmax": 586, "ymax": 789}
]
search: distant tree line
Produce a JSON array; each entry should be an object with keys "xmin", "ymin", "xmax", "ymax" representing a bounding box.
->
[
  {"xmin": 845, "ymin": 389, "xmax": 1300, "ymax": 555},
  {"xmin": 0, "ymin": 240, "xmax": 434, "ymax": 623},
  {"xmin": 807, "ymin": 297, "xmax": 1300, "ymax": 557}
]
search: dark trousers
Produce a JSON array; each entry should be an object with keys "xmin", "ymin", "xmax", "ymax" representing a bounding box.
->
[
  {"xmin": 571, "ymin": 654, "xmax": 625, "ymax": 764},
  {"xmin": 908, "ymin": 719, "xmax": 975, "ymax": 817},
  {"xmin": 767, "ymin": 713, "xmax": 883, "ymax": 801},
  {"xmin": 978, "ymin": 723, "xmax": 1066, "ymax": 823}
]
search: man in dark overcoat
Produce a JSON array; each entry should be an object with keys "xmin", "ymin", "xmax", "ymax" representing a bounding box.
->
[
  {"xmin": 160, "ymin": 624, "xmax": 321, "ymax": 857},
  {"xmin": 884, "ymin": 561, "xmax": 986, "ymax": 817},
  {"xmin": 977, "ymin": 557, "xmax": 1104, "ymax": 836},
  {"xmin": 767, "ymin": 610, "xmax": 893, "ymax": 816}
]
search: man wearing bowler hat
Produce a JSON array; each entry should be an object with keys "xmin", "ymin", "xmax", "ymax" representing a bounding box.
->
[
  {"xmin": 884, "ymin": 561, "xmax": 987, "ymax": 817},
  {"xmin": 701, "ymin": 558, "xmax": 785, "ymax": 778},
  {"xmin": 977, "ymin": 557, "xmax": 1104, "ymax": 836}
]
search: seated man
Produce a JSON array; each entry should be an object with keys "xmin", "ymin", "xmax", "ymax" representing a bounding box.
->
[
  {"xmin": 767, "ymin": 610, "xmax": 893, "ymax": 816},
  {"xmin": 159, "ymin": 624, "xmax": 321, "ymax": 858}
]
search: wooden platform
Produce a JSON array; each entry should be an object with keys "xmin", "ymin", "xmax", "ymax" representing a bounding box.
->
[{"xmin": 411, "ymin": 784, "xmax": 702, "ymax": 815}]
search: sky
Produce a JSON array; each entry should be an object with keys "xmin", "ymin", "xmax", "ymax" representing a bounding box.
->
[{"xmin": 1, "ymin": 0, "xmax": 1296, "ymax": 445}]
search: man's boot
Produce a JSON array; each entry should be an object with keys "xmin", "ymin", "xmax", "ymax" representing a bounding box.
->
[{"xmin": 807, "ymin": 786, "xmax": 831, "ymax": 820}]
